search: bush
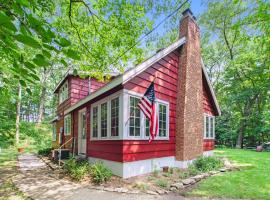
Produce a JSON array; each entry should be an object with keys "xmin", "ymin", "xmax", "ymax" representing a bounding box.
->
[
  {"xmin": 64, "ymin": 158, "xmax": 90, "ymax": 181},
  {"xmin": 38, "ymin": 147, "xmax": 52, "ymax": 156},
  {"xmin": 193, "ymin": 156, "xmax": 223, "ymax": 172},
  {"xmin": 89, "ymin": 162, "xmax": 112, "ymax": 184},
  {"xmin": 155, "ymin": 179, "xmax": 168, "ymax": 189}
]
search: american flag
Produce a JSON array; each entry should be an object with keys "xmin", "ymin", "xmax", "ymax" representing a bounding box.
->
[{"xmin": 138, "ymin": 81, "xmax": 158, "ymax": 141}]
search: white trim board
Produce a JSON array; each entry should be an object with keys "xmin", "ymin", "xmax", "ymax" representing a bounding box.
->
[
  {"xmin": 88, "ymin": 151, "xmax": 215, "ymax": 178},
  {"xmin": 64, "ymin": 37, "xmax": 186, "ymax": 115},
  {"xmin": 201, "ymin": 59, "xmax": 221, "ymax": 116}
]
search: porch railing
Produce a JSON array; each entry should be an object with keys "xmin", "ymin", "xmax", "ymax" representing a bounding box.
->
[{"xmin": 57, "ymin": 137, "xmax": 76, "ymax": 166}]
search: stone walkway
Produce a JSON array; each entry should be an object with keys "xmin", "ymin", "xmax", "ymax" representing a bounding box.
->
[{"xmin": 13, "ymin": 154, "xmax": 211, "ymax": 200}]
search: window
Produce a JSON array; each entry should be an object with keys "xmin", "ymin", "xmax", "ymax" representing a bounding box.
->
[
  {"xmin": 64, "ymin": 114, "xmax": 71, "ymax": 135},
  {"xmin": 101, "ymin": 102, "xmax": 108, "ymax": 137},
  {"xmin": 158, "ymin": 103, "xmax": 167, "ymax": 137},
  {"xmin": 145, "ymin": 118, "xmax": 150, "ymax": 137},
  {"xmin": 81, "ymin": 112, "xmax": 86, "ymax": 139},
  {"xmin": 129, "ymin": 96, "xmax": 141, "ymax": 137},
  {"xmin": 91, "ymin": 95, "xmax": 120, "ymax": 139},
  {"xmin": 59, "ymin": 82, "xmax": 68, "ymax": 104},
  {"xmin": 111, "ymin": 97, "xmax": 119, "ymax": 137},
  {"xmin": 52, "ymin": 123, "xmax": 57, "ymax": 141},
  {"xmin": 204, "ymin": 114, "xmax": 215, "ymax": 139},
  {"xmin": 92, "ymin": 106, "xmax": 98, "ymax": 138}
]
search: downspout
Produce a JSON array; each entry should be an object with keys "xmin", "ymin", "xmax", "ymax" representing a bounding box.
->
[{"xmin": 88, "ymin": 77, "xmax": 91, "ymax": 95}]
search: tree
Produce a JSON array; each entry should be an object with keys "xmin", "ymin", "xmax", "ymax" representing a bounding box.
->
[{"xmin": 199, "ymin": 0, "xmax": 270, "ymax": 148}]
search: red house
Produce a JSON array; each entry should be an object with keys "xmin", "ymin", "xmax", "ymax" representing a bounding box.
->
[{"xmin": 51, "ymin": 9, "xmax": 220, "ymax": 178}]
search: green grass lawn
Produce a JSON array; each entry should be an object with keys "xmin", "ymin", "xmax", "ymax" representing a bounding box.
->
[{"xmin": 188, "ymin": 148, "xmax": 270, "ymax": 200}]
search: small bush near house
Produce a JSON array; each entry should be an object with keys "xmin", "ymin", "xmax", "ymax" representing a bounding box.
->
[
  {"xmin": 64, "ymin": 158, "xmax": 90, "ymax": 181},
  {"xmin": 89, "ymin": 162, "xmax": 112, "ymax": 184},
  {"xmin": 133, "ymin": 182, "xmax": 149, "ymax": 191},
  {"xmin": 193, "ymin": 156, "xmax": 223, "ymax": 172},
  {"xmin": 155, "ymin": 179, "xmax": 168, "ymax": 189},
  {"xmin": 38, "ymin": 147, "xmax": 52, "ymax": 156}
]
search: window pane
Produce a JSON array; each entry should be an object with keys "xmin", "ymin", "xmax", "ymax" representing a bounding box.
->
[
  {"xmin": 210, "ymin": 117, "xmax": 214, "ymax": 138},
  {"xmin": 82, "ymin": 113, "xmax": 86, "ymax": 139},
  {"xmin": 101, "ymin": 103, "xmax": 107, "ymax": 137},
  {"xmin": 145, "ymin": 118, "xmax": 149, "ymax": 137},
  {"xmin": 206, "ymin": 116, "xmax": 209, "ymax": 138},
  {"xmin": 111, "ymin": 97, "xmax": 119, "ymax": 136},
  {"xmin": 129, "ymin": 97, "xmax": 141, "ymax": 137},
  {"xmin": 92, "ymin": 106, "xmax": 98, "ymax": 137},
  {"xmin": 158, "ymin": 104, "xmax": 167, "ymax": 137}
]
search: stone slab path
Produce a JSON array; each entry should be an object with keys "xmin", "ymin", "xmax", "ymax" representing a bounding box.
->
[{"xmin": 13, "ymin": 153, "xmax": 216, "ymax": 200}]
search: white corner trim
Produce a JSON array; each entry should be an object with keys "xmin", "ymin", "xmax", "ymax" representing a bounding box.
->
[
  {"xmin": 64, "ymin": 37, "xmax": 186, "ymax": 115},
  {"xmin": 203, "ymin": 150, "xmax": 214, "ymax": 157},
  {"xmin": 201, "ymin": 59, "xmax": 221, "ymax": 116},
  {"xmin": 175, "ymin": 159, "xmax": 195, "ymax": 168}
]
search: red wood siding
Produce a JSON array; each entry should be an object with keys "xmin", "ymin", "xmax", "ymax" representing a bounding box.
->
[
  {"xmin": 203, "ymin": 78, "xmax": 215, "ymax": 151},
  {"xmin": 118, "ymin": 50, "xmax": 180, "ymax": 162}
]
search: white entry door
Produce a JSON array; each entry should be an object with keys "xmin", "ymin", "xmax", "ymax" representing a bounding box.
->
[{"xmin": 78, "ymin": 109, "xmax": 87, "ymax": 155}]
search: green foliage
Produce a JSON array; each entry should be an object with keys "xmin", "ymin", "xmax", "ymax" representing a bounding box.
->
[
  {"xmin": 200, "ymin": 0, "xmax": 270, "ymax": 148},
  {"xmin": 193, "ymin": 156, "xmax": 223, "ymax": 172},
  {"xmin": 133, "ymin": 182, "xmax": 149, "ymax": 191},
  {"xmin": 64, "ymin": 158, "xmax": 90, "ymax": 181},
  {"xmin": 89, "ymin": 162, "xmax": 112, "ymax": 184},
  {"xmin": 155, "ymin": 179, "xmax": 168, "ymax": 189}
]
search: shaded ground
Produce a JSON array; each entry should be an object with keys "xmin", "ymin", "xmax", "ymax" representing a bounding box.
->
[{"xmin": 13, "ymin": 153, "xmax": 205, "ymax": 200}]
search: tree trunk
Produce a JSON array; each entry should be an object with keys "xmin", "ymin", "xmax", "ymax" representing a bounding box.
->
[
  {"xmin": 16, "ymin": 83, "xmax": 22, "ymax": 145},
  {"xmin": 37, "ymin": 68, "xmax": 51, "ymax": 124},
  {"xmin": 37, "ymin": 85, "xmax": 46, "ymax": 124},
  {"xmin": 236, "ymin": 124, "xmax": 244, "ymax": 148}
]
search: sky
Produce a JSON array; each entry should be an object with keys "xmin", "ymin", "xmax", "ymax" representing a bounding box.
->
[{"xmin": 190, "ymin": 0, "xmax": 206, "ymax": 17}]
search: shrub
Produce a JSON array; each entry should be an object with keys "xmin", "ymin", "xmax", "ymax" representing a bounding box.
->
[
  {"xmin": 64, "ymin": 158, "xmax": 90, "ymax": 181},
  {"xmin": 89, "ymin": 162, "xmax": 112, "ymax": 184},
  {"xmin": 38, "ymin": 147, "xmax": 52, "ymax": 156},
  {"xmin": 155, "ymin": 179, "xmax": 168, "ymax": 189},
  {"xmin": 193, "ymin": 156, "xmax": 223, "ymax": 172},
  {"xmin": 133, "ymin": 182, "xmax": 149, "ymax": 191},
  {"xmin": 187, "ymin": 164, "xmax": 200, "ymax": 176}
]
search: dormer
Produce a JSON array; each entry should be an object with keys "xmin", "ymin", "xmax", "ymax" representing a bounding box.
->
[{"xmin": 53, "ymin": 70, "xmax": 116, "ymax": 111}]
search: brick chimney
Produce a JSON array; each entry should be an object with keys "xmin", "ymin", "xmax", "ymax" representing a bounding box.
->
[{"xmin": 175, "ymin": 9, "xmax": 204, "ymax": 163}]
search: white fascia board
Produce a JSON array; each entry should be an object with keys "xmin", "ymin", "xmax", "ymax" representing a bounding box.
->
[
  {"xmin": 64, "ymin": 37, "xmax": 186, "ymax": 115},
  {"xmin": 122, "ymin": 37, "xmax": 186, "ymax": 84},
  {"xmin": 201, "ymin": 59, "xmax": 221, "ymax": 116},
  {"xmin": 53, "ymin": 70, "xmax": 73, "ymax": 93}
]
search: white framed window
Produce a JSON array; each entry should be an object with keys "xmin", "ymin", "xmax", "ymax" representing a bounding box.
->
[
  {"xmin": 125, "ymin": 90, "xmax": 169, "ymax": 140},
  {"xmin": 92, "ymin": 106, "xmax": 98, "ymax": 138},
  {"xmin": 64, "ymin": 114, "xmax": 71, "ymax": 135},
  {"xmin": 90, "ymin": 93, "xmax": 121, "ymax": 140},
  {"xmin": 204, "ymin": 114, "xmax": 215, "ymax": 139},
  {"xmin": 111, "ymin": 97, "xmax": 119, "ymax": 137},
  {"xmin": 129, "ymin": 96, "xmax": 141, "ymax": 137},
  {"xmin": 52, "ymin": 123, "xmax": 57, "ymax": 141},
  {"xmin": 158, "ymin": 103, "xmax": 168, "ymax": 138},
  {"xmin": 59, "ymin": 81, "xmax": 68, "ymax": 104},
  {"xmin": 101, "ymin": 102, "xmax": 108, "ymax": 138}
]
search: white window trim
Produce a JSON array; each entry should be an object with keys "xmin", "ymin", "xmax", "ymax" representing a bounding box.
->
[
  {"xmin": 123, "ymin": 89, "xmax": 170, "ymax": 140},
  {"xmin": 64, "ymin": 114, "xmax": 71, "ymax": 136},
  {"xmin": 204, "ymin": 114, "xmax": 215, "ymax": 139},
  {"xmin": 90, "ymin": 91, "xmax": 123, "ymax": 140},
  {"xmin": 59, "ymin": 81, "xmax": 69, "ymax": 104}
]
